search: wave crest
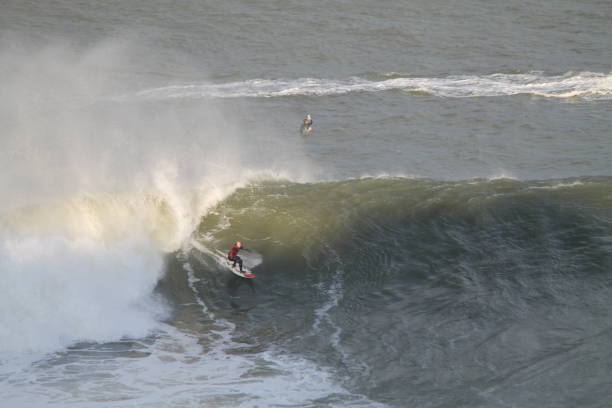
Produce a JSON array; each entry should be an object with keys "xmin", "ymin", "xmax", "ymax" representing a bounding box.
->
[{"xmin": 134, "ymin": 71, "xmax": 612, "ymax": 101}]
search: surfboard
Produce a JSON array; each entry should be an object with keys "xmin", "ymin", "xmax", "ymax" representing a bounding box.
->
[{"xmin": 229, "ymin": 262, "xmax": 255, "ymax": 278}]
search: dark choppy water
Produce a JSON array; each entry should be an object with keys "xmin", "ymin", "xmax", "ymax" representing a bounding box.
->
[{"xmin": 1, "ymin": 1, "xmax": 611, "ymax": 407}]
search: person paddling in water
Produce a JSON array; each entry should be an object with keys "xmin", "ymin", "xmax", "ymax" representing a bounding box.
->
[
  {"xmin": 300, "ymin": 114, "xmax": 313, "ymax": 135},
  {"xmin": 228, "ymin": 241, "xmax": 247, "ymax": 272}
]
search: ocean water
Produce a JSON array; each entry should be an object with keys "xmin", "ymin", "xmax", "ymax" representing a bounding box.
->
[{"xmin": 1, "ymin": 0, "xmax": 611, "ymax": 407}]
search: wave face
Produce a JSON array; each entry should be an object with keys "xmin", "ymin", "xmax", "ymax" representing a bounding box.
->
[
  {"xmin": 182, "ymin": 176, "xmax": 612, "ymax": 407},
  {"xmin": 135, "ymin": 71, "xmax": 612, "ymax": 100}
]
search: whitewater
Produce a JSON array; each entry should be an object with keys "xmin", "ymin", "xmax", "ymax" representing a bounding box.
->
[{"xmin": 135, "ymin": 71, "xmax": 612, "ymax": 101}]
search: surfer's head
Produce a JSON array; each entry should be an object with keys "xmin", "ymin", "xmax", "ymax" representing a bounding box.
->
[{"xmin": 236, "ymin": 241, "xmax": 242, "ymax": 248}]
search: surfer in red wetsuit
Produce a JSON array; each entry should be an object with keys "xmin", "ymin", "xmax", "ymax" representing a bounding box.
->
[{"xmin": 228, "ymin": 241, "xmax": 246, "ymax": 272}]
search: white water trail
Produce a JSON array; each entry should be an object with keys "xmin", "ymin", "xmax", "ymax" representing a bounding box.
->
[{"xmin": 134, "ymin": 71, "xmax": 612, "ymax": 101}]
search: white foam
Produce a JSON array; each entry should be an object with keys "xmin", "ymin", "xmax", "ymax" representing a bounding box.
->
[
  {"xmin": 486, "ymin": 173, "xmax": 519, "ymax": 181},
  {"xmin": 311, "ymin": 247, "xmax": 372, "ymax": 379},
  {"xmin": 134, "ymin": 71, "xmax": 612, "ymax": 101},
  {"xmin": 0, "ymin": 235, "xmax": 167, "ymax": 354},
  {"xmin": 0, "ymin": 322, "xmax": 385, "ymax": 408},
  {"xmin": 527, "ymin": 180, "xmax": 586, "ymax": 190},
  {"xmin": 312, "ymin": 274, "xmax": 346, "ymax": 352},
  {"xmin": 358, "ymin": 172, "xmax": 420, "ymax": 180}
]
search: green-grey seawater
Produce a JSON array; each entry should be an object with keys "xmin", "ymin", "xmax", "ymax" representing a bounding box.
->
[{"xmin": 1, "ymin": 0, "xmax": 611, "ymax": 407}]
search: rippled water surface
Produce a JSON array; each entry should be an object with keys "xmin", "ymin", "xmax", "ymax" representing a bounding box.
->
[{"xmin": 1, "ymin": 1, "xmax": 611, "ymax": 407}]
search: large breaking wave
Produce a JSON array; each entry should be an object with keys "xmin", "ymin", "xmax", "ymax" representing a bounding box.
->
[
  {"xmin": 181, "ymin": 176, "xmax": 612, "ymax": 407},
  {"xmin": 0, "ymin": 42, "xmax": 311, "ymax": 355},
  {"xmin": 2, "ymin": 174, "xmax": 611, "ymax": 406}
]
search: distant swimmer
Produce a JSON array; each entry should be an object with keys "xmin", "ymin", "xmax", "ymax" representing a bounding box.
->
[
  {"xmin": 228, "ymin": 241, "xmax": 247, "ymax": 272},
  {"xmin": 300, "ymin": 114, "xmax": 313, "ymax": 136}
]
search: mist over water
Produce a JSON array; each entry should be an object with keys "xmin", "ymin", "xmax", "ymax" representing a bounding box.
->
[
  {"xmin": 0, "ymin": 40, "xmax": 314, "ymax": 355},
  {"xmin": 1, "ymin": 0, "xmax": 611, "ymax": 407},
  {"xmin": 0, "ymin": 42, "xmax": 313, "ymax": 209}
]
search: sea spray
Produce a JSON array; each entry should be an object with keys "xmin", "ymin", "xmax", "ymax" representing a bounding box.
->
[{"xmin": 0, "ymin": 40, "xmax": 314, "ymax": 356}]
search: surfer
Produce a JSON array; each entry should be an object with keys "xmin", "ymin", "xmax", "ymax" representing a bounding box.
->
[
  {"xmin": 228, "ymin": 241, "xmax": 246, "ymax": 272},
  {"xmin": 300, "ymin": 114, "xmax": 313, "ymax": 135}
]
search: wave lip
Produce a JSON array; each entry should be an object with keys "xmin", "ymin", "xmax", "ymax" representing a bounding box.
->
[{"xmin": 135, "ymin": 71, "xmax": 612, "ymax": 101}]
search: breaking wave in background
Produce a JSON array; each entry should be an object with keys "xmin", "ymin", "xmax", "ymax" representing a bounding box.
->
[{"xmin": 135, "ymin": 71, "xmax": 612, "ymax": 101}]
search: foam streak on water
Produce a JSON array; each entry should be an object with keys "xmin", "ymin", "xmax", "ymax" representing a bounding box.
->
[{"xmin": 135, "ymin": 71, "xmax": 612, "ymax": 100}]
